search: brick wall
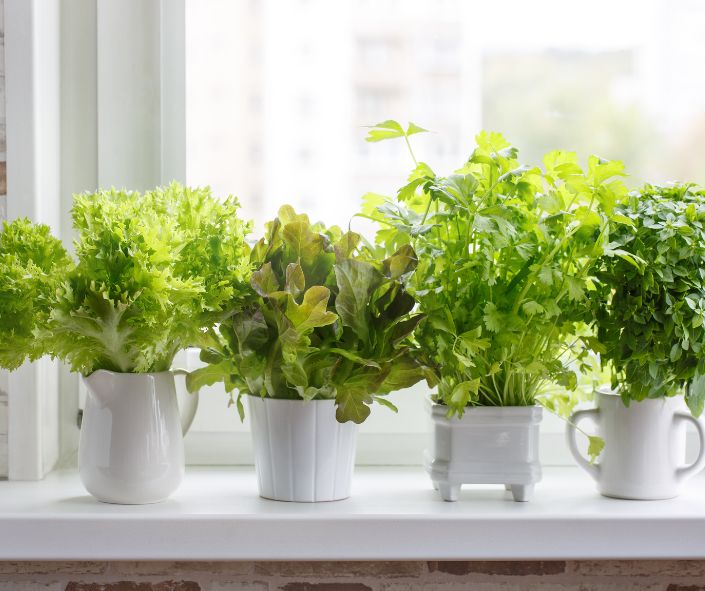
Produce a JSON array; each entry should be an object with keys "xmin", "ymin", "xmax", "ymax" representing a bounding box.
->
[
  {"xmin": 0, "ymin": 561, "xmax": 704, "ymax": 590},
  {"xmin": 0, "ymin": 0, "xmax": 8, "ymax": 480}
]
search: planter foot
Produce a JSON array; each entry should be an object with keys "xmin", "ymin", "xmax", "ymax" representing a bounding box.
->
[
  {"xmin": 431, "ymin": 481, "xmax": 439, "ymax": 491},
  {"xmin": 510, "ymin": 484, "xmax": 533, "ymax": 502},
  {"xmin": 438, "ymin": 483, "xmax": 460, "ymax": 502}
]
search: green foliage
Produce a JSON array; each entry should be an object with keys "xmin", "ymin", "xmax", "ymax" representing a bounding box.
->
[
  {"xmin": 187, "ymin": 205, "xmax": 433, "ymax": 424},
  {"xmin": 0, "ymin": 219, "xmax": 72, "ymax": 369},
  {"xmin": 364, "ymin": 121, "xmax": 630, "ymax": 416},
  {"xmin": 588, "ymin": 183, "xmax": 705, "ymax": 415},
  {"xmin": 34, "ymin": 183, "xmax": 251, "ymax": 374}
]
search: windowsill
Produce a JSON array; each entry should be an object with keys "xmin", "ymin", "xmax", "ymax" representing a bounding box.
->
[{"xmin": 1, "ymin": 466, "xmax": 705, "ymax": 561}]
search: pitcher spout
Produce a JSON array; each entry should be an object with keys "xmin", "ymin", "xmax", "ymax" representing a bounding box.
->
[{"xmin": 82, "ymin": 369, "xmax": 120, "ymax": 405}]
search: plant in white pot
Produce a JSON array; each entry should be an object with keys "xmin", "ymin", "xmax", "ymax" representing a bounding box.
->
[
  {"xmin": 188, "ymin": 205, "xmax": 432, "ymax": 502},
  {"xmin": 569, "ymin": 183, "xmax": 705, "ymax": 499},
  {"xmin": 364, "ymin": 122, "xmax": 628, "ymax": 501},
  {"xmin": 0, "ymin": 183, "xmax": 252, "ymax": 504}
]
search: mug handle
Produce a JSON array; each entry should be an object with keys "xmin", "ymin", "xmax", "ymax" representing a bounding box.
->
[
  {"xmin": 674, "ymin": 411, "xmax": 705, "ymax": 482},
  {"xmin": 566, "ymin": 408, "xmax": 601, "ymax": 480},
  {"xmin": 173, "ymin": 368, "xmax": 199, "ymax": 436}
]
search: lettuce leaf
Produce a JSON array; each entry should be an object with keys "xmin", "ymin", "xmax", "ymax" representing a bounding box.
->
[{"xmin": 188, "ymin": 205, "xmax": 434, "ymax": 423}]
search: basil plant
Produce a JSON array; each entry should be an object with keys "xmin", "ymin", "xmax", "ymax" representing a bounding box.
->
[
  {"xmin": 187, "ymin": 205, "xmax": 434, "ymax": 423},
  {"xmin": 587, "ymin": 183, "xmax": 705, "ymax": 416}
]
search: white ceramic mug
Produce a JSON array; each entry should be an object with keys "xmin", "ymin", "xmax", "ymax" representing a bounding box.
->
[
  {"xmin": 80, "ymin": 369, "xmax": 197, "ymax": 504},
  {"xmin": 567, "ymin": 389, "xmax": 705, "ymax": 499}
]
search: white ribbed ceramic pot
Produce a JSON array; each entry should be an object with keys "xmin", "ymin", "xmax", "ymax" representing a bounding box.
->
[
  {"xmin": 80, "ymin": 369, "xmax": 197, "ymax": 505},
  {"xmin": 567, "ymin": 389, "xmax": 705, "ymax": 500},
  {"xmin": 424, "ymin": 401, "xmax": 543, "ymax": 502},
  {"xmin": 248, "ymin": 396, "xmax": 358, "ymax": 502}
]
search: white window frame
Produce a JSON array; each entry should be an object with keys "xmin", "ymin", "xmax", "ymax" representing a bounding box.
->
[
  {"xmin": 4, "ymin": 0, "xmax": 635, "ymax": 476},
  {"xmin": 4, "ymin": 0, "xmax": 187, "ymax": 479},
  {"xmin": 5, "ymin": 0, "xmax": 63, "ymax": 480}
]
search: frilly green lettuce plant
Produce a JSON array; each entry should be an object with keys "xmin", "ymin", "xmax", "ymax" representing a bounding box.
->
[
  {"xmin": 0, "ymin": 219, "xmax": 72, "ymax": 369},
  {"xmin": 187, "ymin": 205, "xmax": 434, "ymax": 423},
  {"xmin": 1, "ymin": 182, "xmax": 252, "ymax": 375}
]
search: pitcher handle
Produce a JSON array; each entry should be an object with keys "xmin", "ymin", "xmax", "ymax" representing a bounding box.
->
[
  {"xmin": 173, "ymin": 368, "xmax": 199, "ymax": 436},
  {"xmin": 566, "ymin": 408, "xmax": 601, "ymax": 480},
  {"xmin": 674, "ymin": 411, "xmax": 705, "ymax": 483}
]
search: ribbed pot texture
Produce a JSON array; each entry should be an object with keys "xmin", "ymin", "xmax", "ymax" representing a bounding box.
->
[{"xmin": 247, "ymin": 396, "xmax": 358, "ymax": 502}]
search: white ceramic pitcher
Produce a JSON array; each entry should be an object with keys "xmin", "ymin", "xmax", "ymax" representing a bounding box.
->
[
  {"xmin": 80, "ymin": 369, "xmax": 198, "ymax": 504},
  {"xmin": 567, "ymin": 389, "xmax": 705, "ymax": 500}
]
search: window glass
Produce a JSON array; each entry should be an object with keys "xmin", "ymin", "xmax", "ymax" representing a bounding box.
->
[
  {"xmin": 186, "ymin": 0, "xmax": 705, "ymax": 232},
  {"xmin": 184, "ymin": 0, "xmax": 705, "ymax": 444}
]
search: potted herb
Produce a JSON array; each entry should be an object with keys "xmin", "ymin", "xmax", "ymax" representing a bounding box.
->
[
  {"xmin": 0, "ymin": 183, "xmax": 251, "ymax": 504},
  {"xmin": 0, "ymin": 219, "xmax": 72, "ymax": 369},
  {"xmin": 364, "ymin": 122, "xmax": 626, "ymax": 501},
  {"xmin": 188, "ymin": 205, "xmax": 432, "ymax": 502},
  {"xmin": 567, "ymin": 183, "xmax": 705, "ymax": 499}
]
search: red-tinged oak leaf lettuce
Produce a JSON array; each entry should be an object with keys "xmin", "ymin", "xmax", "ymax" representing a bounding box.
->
[{"xmin": 187, "ymin": 205, "xmax": 435, "ymax": 423}]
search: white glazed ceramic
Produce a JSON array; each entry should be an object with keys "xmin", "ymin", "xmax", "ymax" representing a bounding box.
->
[
  {"xmin": 425, "ymin": 401, "xmax": 543, "ymax": 502},
  {"xmin": 567, "ymin": 389, "xmax": 705, "ymax": 500},
  {"xmin": 248, "ymin": 396, "xmax": 358, "ymax": 502},
  {"xmin": 173, "ymin": 368, "xmax": 199, "ymax": 434},
  {"xmin": 80, "ymin": 369, "xmax": 196, "ymax": 504}
]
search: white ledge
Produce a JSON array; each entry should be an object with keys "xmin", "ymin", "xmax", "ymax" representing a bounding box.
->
[{"xmin": 2, "ymin": 466, "xmax": 705, "ymax": 561}]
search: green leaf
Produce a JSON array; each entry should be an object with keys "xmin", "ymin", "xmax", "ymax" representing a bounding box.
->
[
  {"xmin": 328, "ymin": 347, "xmax": 381, "ymax": 369},
  {"xmin": 285, "ymin": 286, "xmax": 337, "ymax": 332},
  {"xmin": 285, "ymin": 262, "xmax": 305, "ymax": 298},
  {"xmin": 377, "ymin": 354, "xmax": 431, "ymax": 394},
  {"xmin": 483, "ymin": 302, "xmax": 503, "ymax": 333},
  {"xmin": 587, "ymin": 436, "xmax": 605, "ymax": 464},
  {"xmin": 372, "ymin": 395, "xmax": 399, "ymax": 413},
  {"xmin": 364, "ymin": 120, "xmax": 406, "ymax": 143},
  {"xmin": 449, "ymin": 379, "xmax": 481, "ymax": 410},
  {"xmin": 406, "ymin": 122, "xmax": 429, "ymax": 136},
  {"xmin": 335, "ymin": 386, "xmax": 372, "ymax": 423},
  {"xmin": 334, "ymin": 259, "xmax": 383, "ymax": 342},
  {"xmin": 251, "ymin": 262, "xmax": 280, "ymax": 297},
  {"xmin": 334, "ymin": 231, "xmax": 361, "ymax": 262},
  {"xmin": 233, "ymin": 310, "xmax": 270, "ymax": 351},
  {"xmin": 387, "ymin": 314, "xmax": 424, "ymax": 346},
  {"xmin": 687, "ymin": 368, "xmax": 705, "ymax": 417},
  {"xmin": 522, "ymin": 301, "xmax": 545, "ymax": 316},
  {"xmin": 382, "ymin": 244, "xmax": 418, "ymax": 280},
  {"xmin": 186, "ymin": 362, "xmax": 233, "ymax": 393},
  {"xmin": 282, "ymin": 221, "xmax": 327, "ymax": 266},
  {"xmin": 281, "ymin": 359, "xmax": 308, "ymax": 388}
]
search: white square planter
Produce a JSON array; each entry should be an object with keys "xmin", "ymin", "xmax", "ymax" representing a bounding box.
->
[{"xmin": 424, "ymin": 402, "xmax": 543, "ymax": 502}]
